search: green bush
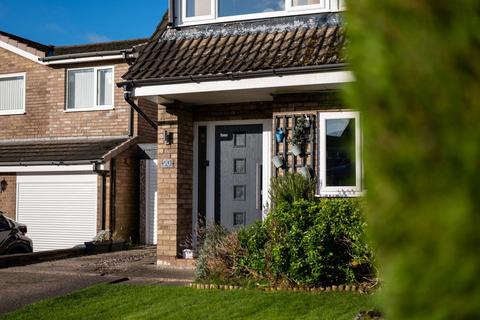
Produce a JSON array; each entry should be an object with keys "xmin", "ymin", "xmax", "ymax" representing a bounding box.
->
[
  {"xmin": 237, "ymin": 222, "xmax": 270, "ymax": 279},
  {"xmin": 267, "ymin": 198, "xmax": 373, "ymax": 286},
  {"xmin": 269, "ymin": 173, "xmax": 316, "ymax": 205},
  {"xmin": 196, "ymin": 198, "xmax": 374, "ymax": 287},
  {"xmin": 345, "ymin": 0, "xmax": 480, "ymax": 318}
]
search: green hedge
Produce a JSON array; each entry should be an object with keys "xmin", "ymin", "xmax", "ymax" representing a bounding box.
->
[
  {"xmin": 345, "ymin": 0, "xmax": 480, "ymax": 318},
  {"xmin": 197, "ymin": 198, "xmax": 374, "ymax": 287}
]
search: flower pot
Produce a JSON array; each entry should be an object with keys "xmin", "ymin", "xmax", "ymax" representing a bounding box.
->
[
  {"xmin": 183, "ymin": 249, "xmax": 194, "ymax": 259},
  {"xmin": 272, "ymin": 155, "xmax": 284, "ymax": 168},
  {"xmin": 292, "ymin": 144, "xmax": 303, "ymax": 156},
  {"xmin": 275, "ymin": 128, "xmax": 285, "ymax": 142},
  {"xmin": 300, "ymin": 166, "xmax": 312, "ymax": 179}
]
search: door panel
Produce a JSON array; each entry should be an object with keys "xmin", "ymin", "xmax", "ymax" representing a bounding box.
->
[{"xmin": 215, "ymin": 125, "xmax": 263, "ymax": 229}]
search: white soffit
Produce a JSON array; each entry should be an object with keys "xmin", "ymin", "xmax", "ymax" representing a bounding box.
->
[{"xmin": 133, "ymin": 71, "xmax": 354, "ymax": 97}]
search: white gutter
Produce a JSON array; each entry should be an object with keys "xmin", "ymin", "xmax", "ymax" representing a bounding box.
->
[
  {"xmin": 0, "ymin": 40, "xmax": 126, "ymax": 65},
  {"xmin": 133, "ymin": 70, "xmax": 354, "ymax": 97},
  {"xmin": 45, "ymin": 55, "xmax": 125, "ymax": 65},
  {"xmin": 0, "ymin": 164, "xmax": 98, "ymax": 173}
]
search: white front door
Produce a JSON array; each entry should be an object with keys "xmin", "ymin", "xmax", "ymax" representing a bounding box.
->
[
  {"xmin": 145, "ymin": 159, "xmax": 158, "ymax": 245},
  {"xmin": 16, "ymin": 173, "xmax": 98, "ymax": 252}
]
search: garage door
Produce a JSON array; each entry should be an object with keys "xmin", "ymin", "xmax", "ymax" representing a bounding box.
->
[
  {"xmin": 16, "ymin": 174, "xmax": 98, "ymax": 252},
  {"xmin": 145, "ymin": 160, "xmax": 157, "ymax": 245}
]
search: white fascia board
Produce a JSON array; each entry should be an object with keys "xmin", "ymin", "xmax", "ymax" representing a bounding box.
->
[
  {"xmin": 0, "ymin": 41, "xmax": 46, "ymax": 65},
  {"xmin": 0, "ymin": 40, "xmax": 124, "ymax": 65},
  {"xmin": 133, "ymin": 71, "xmax": 354, "ymax": 97},
  {"xmin": 0, "ymin": 164, "xmax": 97, "ymax": 173},
  {"xmin": 45, "ymin": 55, "xmax": 124, "ymax": 65}
]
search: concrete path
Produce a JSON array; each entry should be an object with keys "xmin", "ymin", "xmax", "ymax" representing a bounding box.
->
[{"xmin": 0, "ymin": 247, "xmax": 195, "ymax": 315}]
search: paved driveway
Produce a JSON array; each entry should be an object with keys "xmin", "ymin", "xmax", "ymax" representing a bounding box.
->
[{"xmin": 0, "ymin": 247, "xmax": 195, "ymax": 315}]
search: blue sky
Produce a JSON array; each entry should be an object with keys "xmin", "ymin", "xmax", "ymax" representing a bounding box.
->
[{"xmin": 0, "ymin": 0, "xmax": 168, "ymax": 46}]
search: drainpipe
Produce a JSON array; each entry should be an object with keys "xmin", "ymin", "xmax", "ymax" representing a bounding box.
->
[
  {"xmin": 110, "ymin": 158, "xmax": 117, "ymax": 232},
  {"xmin": 128, "ymin": 107, "xmax": 134, "ymax": 137},
  {"xmin": 101, "ymin": 173, "xmax": 107, "ymax": 230},
  {"xmin": 123, "ymin": 84, "xmax": 158, "ymax": 132}
]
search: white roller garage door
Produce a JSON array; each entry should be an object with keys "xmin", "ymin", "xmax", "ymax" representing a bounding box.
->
[{"xmin": 16, "ymin": 174, "xmax": 98, "ymax": 252}]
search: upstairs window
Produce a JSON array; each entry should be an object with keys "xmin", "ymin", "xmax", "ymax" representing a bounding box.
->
[
  {"xmin": 318, "ymin": 111, "xmax": 363, "ymax": 196},
  {"xmin": 66, "ymin": 66, "xmax": 114, "ymax": 111},
  {"xmin": 219, "ymin": 0, "xmax": 284, "ymax": 17},
  {"xmin": 0, "ymin": 73, "xmax": 25, "ymax": 115},
  {"xmin": 181, "ymin": 0, "xmax": 343, "ymax": 25}
]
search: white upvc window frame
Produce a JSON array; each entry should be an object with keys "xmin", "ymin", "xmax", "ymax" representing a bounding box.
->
[
  {"xmin": 179, "ymin": 0, "xmax": 344, "ymax": 26},
  {"xmin": 286, "ymin": 0, "xmax": 327, "ymax": 13},
  {"xmin": 182, "ymin": 0, "xmax": 216, "ymax": 23},
  {"xmin": 0, "ymin": 72, "xmax": 26, "ymax": 116},
  {"xmin": 318, "ymin": 111, "xmax": 363, "ymax": 197},
  {"xmin": 65, "ymin": 66, "xmax": 115, "ymax": 112}
]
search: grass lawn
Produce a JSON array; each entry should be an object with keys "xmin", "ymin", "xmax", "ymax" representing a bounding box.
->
[{"xmin": 1, "ymin": 284, "xmax": 377, "ymax": 320}]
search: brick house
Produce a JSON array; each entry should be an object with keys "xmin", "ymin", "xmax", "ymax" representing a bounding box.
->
[
  {"xmin": 0, "ymin": 31, "xmax": 159, "ymax": 251},
  {"xmin": 121, "ymin": 0, "xmax": 361, "ymax": 265}
]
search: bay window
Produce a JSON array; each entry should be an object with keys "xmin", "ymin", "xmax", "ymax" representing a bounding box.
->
[
  {"xmin": 181, "ymin": 0, "xmax": 343, "ymax": 25},
  {"xmin": 0, "ymin": 73, "xmax": 25, "ymax": 115},
  {"xmin": 319, "ymin": 111, "xmax": 363, "ymax": 196},
  {"xmin": 66, "ymin": 66, "xmax": 114, "ymax": 111}
]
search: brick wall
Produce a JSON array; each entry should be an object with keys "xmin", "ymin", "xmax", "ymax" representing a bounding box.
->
[
  {"xmin": 136, "ymin": 98, "xmax": 159, "ymax": 143},
  {"xmin": 156, "ymin": 103, "xmax": 193, "ymax": 263},
  {"xmin": 113, "ymin": 146, "xmax": 140, "ymax": 242},
  {"xmin": 0, "ymin": 48, "xmax": 132, "ymax": 140},
  {"xmin": 0, "ymin": 174, "xmax": 16, "ymax": 219},
  {"xmin": 193, "ymin": 101, "xmax": 273, "ymax": 122},
  {"xmin": 272, "ymin": 91, "xmax": 345, "ymax": 178}
]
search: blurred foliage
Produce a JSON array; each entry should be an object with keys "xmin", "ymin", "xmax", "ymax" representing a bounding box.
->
[{"xmin": 345, "ymin": 1, "xmax": 480, "ymax": 318}]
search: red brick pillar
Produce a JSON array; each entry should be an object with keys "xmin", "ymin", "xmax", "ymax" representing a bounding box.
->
[{"xmin": 156, "ymin": 104, "xmax": 193, "ymax": 265}]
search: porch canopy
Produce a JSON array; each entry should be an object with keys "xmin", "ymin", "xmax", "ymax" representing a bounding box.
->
[{"xmin": 119, "ymin": 12, "xmax": 352, "ymax": 104}]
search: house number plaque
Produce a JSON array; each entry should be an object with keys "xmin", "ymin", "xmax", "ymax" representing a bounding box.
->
[{"xmin": 161, "ymin": 159, "xmax": 174, "ymax": 168}]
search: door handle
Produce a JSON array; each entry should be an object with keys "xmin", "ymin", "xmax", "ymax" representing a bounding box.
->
[{"xmin": 256, "ymin": 164, "xmax": 262, "ymax": 211}]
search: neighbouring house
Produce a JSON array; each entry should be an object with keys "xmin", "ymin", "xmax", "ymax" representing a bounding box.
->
[
  {"xmin": 120, "ymin": 0, "xmax": 361, "ymax": 265},
  {"xmin": 0, "ymin": 31, "xmax": 160, "ymax": 251}
]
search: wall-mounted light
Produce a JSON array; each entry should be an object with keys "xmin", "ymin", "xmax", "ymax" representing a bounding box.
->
[
  {"xmin": 0, "ymin": 179, "xmax": 7, "ymax": 193},
  {"xmin": 164, "ymin": 130, "xmax": 174, "ymax": 145}
]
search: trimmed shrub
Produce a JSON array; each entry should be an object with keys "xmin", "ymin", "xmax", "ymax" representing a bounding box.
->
[
  {"xmin": 346, "ymin": 0, "xmax": 480, "ymax": 318},
  {"xmin": 196, "ymin": 197, "xmax": 374, "ymax": 287},
  {"xmin": 267, "ymin": 198, "xmax": 373, "ymax": 286},
  {"xmin": 269, "ymin": 172, "xmax": 316, "ymax": 205}
]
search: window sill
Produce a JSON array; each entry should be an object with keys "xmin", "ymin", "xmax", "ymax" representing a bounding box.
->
[
  {"xmin": 0, "ymin": 110, "xmax": 26, "ymax": 116},
  {"xmin": 64, "ymin": 106, "xmax": 115, "ymax": 113},
  {"xmin": 316, "ymin": 190, "xmax": 365, "ymax": 198}
]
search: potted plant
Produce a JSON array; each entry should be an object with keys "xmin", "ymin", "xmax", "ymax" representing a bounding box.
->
[
  {"xmin": 291, "ymin": 117, "xmax": 307, "ymax": 156},
  {"xmin": 84, "ymin": 230, "xmax": 126, "ymax": 254},
  {"xmin": 300, "ymin": 166, "xmax": 313, "ymax": 179},
  {"xmin": 272, "ymin": 155, "xmax": 285, "ymax": 168},
  {"xmin": 275, "ymin": 128, "xmax": 285, "ymax": 142}
]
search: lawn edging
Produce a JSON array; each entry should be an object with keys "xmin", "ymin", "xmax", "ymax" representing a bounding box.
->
[{"xmin": 190, "ymin": 282, "xmax": 375, "ymax": 294}]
